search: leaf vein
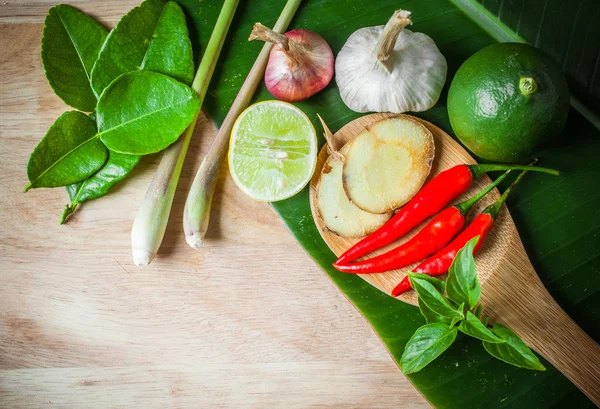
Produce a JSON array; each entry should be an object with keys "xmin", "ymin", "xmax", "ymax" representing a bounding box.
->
[
  {"xmin": 55, "ymin": 7, "xmax": 91, "ymax": 81},
  {"xmin": 29, "ymin": 136, "xmax": 100, "ymax": 189},
  {"xmin": 98, "ymin": 97, "xmax": 194, "ymax": 138}
]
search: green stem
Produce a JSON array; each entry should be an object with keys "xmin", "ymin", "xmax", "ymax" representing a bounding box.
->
[
  {"xmin": 60, "ymin": 180, "xmax": 87, "ymax": 224},
  {"xmin": 483, "ymin": 169, "xmax": 529, "ymax": 219},
  {"xmin": 519, "ymin": 77, "xmax": 537, "ymax": 96},
  {"xmin": 454, "ymin": 169, "xmax": 511, "ymax": 215},
  {"xmin": 469, "ymin": 163, "xmax": 559, "ymax": 178},
  {"xmin": 59, "ymin": 203, "xmax": 77, "ymax": 224},
  {"xmin": 130, "ymin": 0, "xmax": 239, "ymax": 265},
  {"xmin": 182, "ymin": 0, "xmax": 302, "ymax": 249}
]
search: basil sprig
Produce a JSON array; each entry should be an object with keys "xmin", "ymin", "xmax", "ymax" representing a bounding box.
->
[
  {"xmin": 400, "ymin": 236, "xmax": 546, "ymax": 374},
  {"xmin": 409, "ymin": 274, "xmax": 464, "ymax": 321}
]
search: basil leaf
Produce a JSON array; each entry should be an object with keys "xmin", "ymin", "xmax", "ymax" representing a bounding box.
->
[
  {"xmin": 41, "ymin": 5, "xmax": 108, "ymax": 111},
  {"xmin": 483, "ymin": 323, "xmax": 546, "ymax": 371},
  {"xmin": 474, "ymin": 303, "xmax": 483, "ymax": 318},
  {"xmin": 97, "ymin": 71, "xmax": 200, "ymax": 155},
  {"xmin": 450, "ymin": 303, "xmax": 465, "ymax": 327},
  {"xmin": 90, "ymin": 0, "xmax": 194, "ymax": 97},
  {"xmin": 412, "ymin": 273, "xmax": 445, "ymax": 294},
  {"xmin": 61, "ymin": 151, "xmax": 141, "ymax": 223},
  {"xmin": 400, "ymin": 323, "xmax": 458, "ymax": 374},
  {"xmin": 446, "ymin": 236, "xmax": 481, "ymax": 309},
  {"xmin": 459, "ymin": 311, "xmax": 504, "ymax": 343},
  {"xmin": 25, "ymin": 111, "xmax": 108, "ymax": 191},
  {"xmin": 408, "ymin": 273, "xmax": 464, "ymax": 320},
  {"xmin": 418, "ymin": 299, "xmax": 452, "ymax": 325}
]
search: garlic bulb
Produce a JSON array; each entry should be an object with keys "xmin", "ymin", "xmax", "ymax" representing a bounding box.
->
[{"xmin": 335, "ymin": 10, "xmax": 447, "ymax": 113}]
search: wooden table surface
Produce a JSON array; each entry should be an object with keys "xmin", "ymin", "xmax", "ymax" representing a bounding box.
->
[{"xmin": 0, "ymin": 1, "xmax": 429, "ymax": 407}]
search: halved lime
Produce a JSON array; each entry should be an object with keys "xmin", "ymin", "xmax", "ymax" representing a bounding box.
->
[{"xmin": 228, "ymin": 101, "xmax": 317, "ymax": 202}]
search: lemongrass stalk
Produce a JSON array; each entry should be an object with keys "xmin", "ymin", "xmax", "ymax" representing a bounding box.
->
[
  {"xmin": 183, "ymin": 0, "xmax": 303, "ymax": 249},
  {"xmin": 131, "ymin": 0, "xmax": 239, "ymax": 266}
]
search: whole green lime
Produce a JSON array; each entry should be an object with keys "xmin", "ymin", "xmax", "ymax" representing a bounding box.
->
[{"xmin": 447, "ymin": 43, "xmax": 569, "ymax": 163}]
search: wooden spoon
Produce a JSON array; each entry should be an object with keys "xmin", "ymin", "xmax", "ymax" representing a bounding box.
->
[{"xmin": 309, "ymin": 113, "xmax": 600, "ymax": 406}]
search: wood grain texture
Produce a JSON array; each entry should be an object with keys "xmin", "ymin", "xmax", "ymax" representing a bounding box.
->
[
  {"xmin": 309, "ymin": 113, "xmax": 600, "ymax": 406},
  {"xmin": 0, "ymin": 3, "xmax": 430, "ymax": 408}
]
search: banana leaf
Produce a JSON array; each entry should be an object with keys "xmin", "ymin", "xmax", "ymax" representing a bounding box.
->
[{"xmin": 177, "ymin": 0, "xmax": 600, "ymax": 407}]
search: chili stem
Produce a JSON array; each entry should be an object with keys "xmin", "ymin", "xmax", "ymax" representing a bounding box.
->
[
  {"xmin": 454, "ymin": 169, "xmax": 511, "ymax": 215},
  {"xmin": 469, "ymin": 163, "xmax": 558, "ymax": 177},
  {"xmin": 484, "ymin": 169, "xmax": 529, "ymax": 218},
  {"xmin": 130, "ymin": 0, "xmax": 239, "ymax": 265},
  {"xmin": 182, "ymin": 0, "xmax": 302, "ymax": 249}
]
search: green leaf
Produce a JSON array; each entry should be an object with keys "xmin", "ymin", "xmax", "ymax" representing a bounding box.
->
[
  {"xmin": 484, "ymin": 323, "xmax": 546, "ymax": 371},
  {"xmin": 96, "ymin": 70, "xmax": 200, "ymax": 155},
  {"xmin": 140, "ymin": 1, "xmax": 195, "ymax": 85},
  {"xmin": 25, "ymin": 111, "xmax": 108, "ymax": 191},
  {"xmin": 459, "ymin": 311, "xmax": 504, "ymax": 343},
  {"xmin": 474, "ymin": 303, "xmax": 482, "ymax": 318},
  {"xmin": 446, "ymin": 236, "xmax": 481, "ymax": 309},
  {"xmin": 418, "ymin": 298, "xmax": 451, "ymax": 325},
  {"xmin": 41, "ymin": 4, "xmax": 108, "ymax": 111},
  {"xmin": 450, "ymin": 303, "xmax": 465, "ymax": 327},
  {"xmin": 408, "ymin": 273, "xmax": 464, "ymax": 321},
  {"xmin": 186, "ymin": 0, "xmax": 598, "ymax": 407},
  {"xmin": 61, "ymin": 151, "xmax": 140, "ymax": 224},
  {"xmin": 60, "ymin": 1, "xmax": 193, "ymax": 221},
  {"xmin": 90, "ymin": 0, "xmax": 194, "ymax": 97},
  {"xmin": 413, "ymin": 273, "xmax": 446, "ymax": 294},
  {"xmin": 28, "ymin": 71, "xmax": 196, "ymax": 194},
  {"xmin": 401, "ymin": 323, "xmax": 458, "ymax": 374}
]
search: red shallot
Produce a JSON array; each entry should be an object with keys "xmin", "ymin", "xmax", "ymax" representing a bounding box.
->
[{"xmin": 249, "ymin": 23, "xmax": 334, "ymax": 102}]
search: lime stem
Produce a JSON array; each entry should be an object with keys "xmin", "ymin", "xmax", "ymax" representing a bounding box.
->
[{"xmin": 520, "ymin": 77, "xmax": 537, "ymax": 96}]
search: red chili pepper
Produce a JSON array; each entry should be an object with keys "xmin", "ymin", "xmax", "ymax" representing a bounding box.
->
[
  {"xmin": 334, "ymin": 171, "xmax": 510, "ymax": 274},
  {"xmin": 334, "ymin": 163, "xmax": 558, "ymax": 266},
  {"xmin": 392, "ymin": 169, "xmax": 529, "ymax": 297}
]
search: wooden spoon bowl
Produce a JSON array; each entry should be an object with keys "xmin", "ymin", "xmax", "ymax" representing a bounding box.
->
[{"xmin": 309, "ymin": 113, "xmax": 600, "ymax": 405}]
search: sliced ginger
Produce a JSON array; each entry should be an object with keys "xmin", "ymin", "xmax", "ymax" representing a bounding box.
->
[
  {"xmin": 342, "ymin": 116, "xmax": 434, "ymax": 214},
  {"xmin": 317, "ymin": 143, "xmax": 391, "ymax": 237}
]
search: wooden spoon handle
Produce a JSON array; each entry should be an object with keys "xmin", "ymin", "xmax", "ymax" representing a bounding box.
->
[{"xmin": 482, "ymin": 242, "xmax": 600, "ymax": 406}]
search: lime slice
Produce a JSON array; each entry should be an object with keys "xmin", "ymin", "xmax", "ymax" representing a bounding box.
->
[{"xmin": 229, "ymin": 101, "xmax": 317, "ymax": 202}]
